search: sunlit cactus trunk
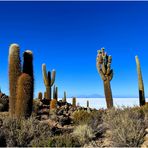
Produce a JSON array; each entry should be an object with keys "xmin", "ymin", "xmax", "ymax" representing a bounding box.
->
[
  {"xmin": 103, "ymin": 79, "xmax": 113, "ymax": 108},
  {"xmin": 8, "ymin": 44, "xmax": 21, "ymax": 117},
  {"xmin": 96, "ymin": 48, "xmax": 113, "ymax": 109},
  {"xmin": 135, "ymin": 56, "xmax": 145, "ymax": 106}
]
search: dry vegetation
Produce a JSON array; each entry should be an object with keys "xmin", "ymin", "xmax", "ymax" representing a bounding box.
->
[{"xmin": 0, "ymin": 104, "xmax": 147, "ymax": 147}]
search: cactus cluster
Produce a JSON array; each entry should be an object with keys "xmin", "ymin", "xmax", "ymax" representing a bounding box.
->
[
  {"xmin": 8, "ymin": 44, "xmax": 34, "ymax": 118},
  {"xmin": 5, "ymin": 43, "xmax": 147, "ymax": 119},
  {"xmin": 96, "ymin": 48, "xmax": 113, "ymax": 109}
]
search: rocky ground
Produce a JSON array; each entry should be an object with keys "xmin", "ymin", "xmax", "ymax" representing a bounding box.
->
[{"xmin": 0, "ymin": 94, "xmax": 147, "ymax": 147}]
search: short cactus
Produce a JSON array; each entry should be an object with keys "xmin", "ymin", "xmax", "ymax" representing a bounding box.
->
[
  {"xmin": 42, "ymin": 64, "xmax": 56, "ymax": 101},
  {"xmin": 44, "ymin": 92, "xmax": 47, "ymax": 99},
  {"xmin": 8, "ymin": 43, "xmax": 21, "ymax": 117},
  {"xmin": 62, "ymin": 91, "xmax": 67, "ymax": 102},
  {"xmin": 96, "ymin": 48, "xmax": 113, "ymax": 109},
  {"xmin": 135, "ymin": 56, "xmax": 145, "ymax": 106},
  {"xmin": 53, "ymin": 85, "xmax": 58, "ymax": 100},
  {"xmin": 15, "ymin": 73, "xmax": 33, "ymax": 118},
  {"xmin": 87, "ymin": 100, "xmax": 89, "ymax": 108},
  {"xmin": 50, "ymin": 99, "xmax": 57, "ymax": 110},
  {"xmin": 72, "ymin": 97, "xmax": 76, "ymax": 107},
  {"xmin": 38, "ymin": 92, "xmax": 42, "ymax": 101}
]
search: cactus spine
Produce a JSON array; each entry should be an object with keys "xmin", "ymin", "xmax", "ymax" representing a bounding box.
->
[
  {"xmin": 38, "ymin": 92, "xmax": 42, "ymax": 101},
  {"xmin": 9, "ymin": 44, "xmax": 21, "ymax": 117},
  {"xmin": 15, "ymin": 73, "xmax": 33, "ymax": 118},
  {"xmin": 135, "ymin": 56, "xmax": 145, "ymax": 106},
  {"xmin": 96, "ymin": 48, "xmax": 113, "ymax": 109},
  {"xmin": 72, "ymin": 97, "xmax": 76, "ymax": 107},
  {"xmin": 42, "ymin": 64, "xmax": 56, "ymax": 101}
]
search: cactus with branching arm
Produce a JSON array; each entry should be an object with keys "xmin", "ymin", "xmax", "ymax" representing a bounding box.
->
[
  {"xmin": 96, "ymin": 48, "xmax": 113, "ymax": 109},
  {"xmin": 42, "ymin": 64, "xmax": 56, "ymax": 101}
]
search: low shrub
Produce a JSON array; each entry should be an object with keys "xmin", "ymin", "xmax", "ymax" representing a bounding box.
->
[
  {"xmin": 31, "ymin": 134, "xmax": 81, "ymax": 147},
  {"xmin": 73, "ymin": 124, "xmax": 95, "ymax": 145},
  {"xmin": 1, "ymin": 116, "xmax": 52, "ymax": 147},
  {"xmin": 103, "ymin": 106, "xmax": 147, "ymax": 147}
]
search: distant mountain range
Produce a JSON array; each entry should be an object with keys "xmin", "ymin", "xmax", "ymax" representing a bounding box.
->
[{"xmin": 69, "ymin": 94, "xmax": 104, "ymax": 98}]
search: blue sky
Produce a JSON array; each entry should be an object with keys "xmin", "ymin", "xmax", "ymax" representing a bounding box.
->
[{"xmin": 0, "ymin": 1, "xmax": 148, "ymax": 98}]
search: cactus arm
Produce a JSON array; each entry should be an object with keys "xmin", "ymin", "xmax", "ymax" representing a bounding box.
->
[
  {"xmin": 102, "ymin": 63, "xmax": 106, "ymax": 74},
  {"xmin": 109, "ymin": 69, "xmax": 113, "ymax": 81},
  {"xmin": 50, "ymin": 70, "xmax": 56, "ymax": 86},
  {"xmin": 42, "ymin": 64, "xmax": 49, "ymax": 86},
  {"xmin": 107, "ymin": 63, "xmax": 111, "ymax": 75},
  {"xmin": 53, "ymin": 85, "xmax": 56, "ymax": 99}
]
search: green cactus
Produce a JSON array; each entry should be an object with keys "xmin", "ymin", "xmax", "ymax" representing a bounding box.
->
[
  {"xmin": 15, "ymin": 73, "xmax": 33, "ymax": 118},
  {"xmin": 53, "ymin": 85, "xmax": 58, "ymax": 100},
  {"xmin": 42, "ymin": 64, "xmax": 56, "ymax": 101},
  {"xmin": 72, "ymin": 97, "xmax": 76, "ymax": 107},
  {"xmin": 62, "ymin": 91, "xmax": 67, "ymax": 102},
  {"xmin": 8, "ymin": 43, "xmax": 21, "ymax": 117},
  {"xmin": 135, "ymin": 56, "xmax": 145, "ymax": 106},
  {"xmin": 38, "ymin": 92, "xmax": 42, "ymax": 101},
  {"xmin": 96, "ymin": 48, "xmax": 113, "ymax": 109},
  {"xmin": 53, "ymin": 85, "xmax": 56, "ymax": 99},
  {"xmin": 55, "ymin": 86, "xmax": 58, "ymax": 100}
]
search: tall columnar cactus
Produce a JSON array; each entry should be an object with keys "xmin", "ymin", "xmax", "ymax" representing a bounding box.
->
[
  {"xmin": 135, "ymin": 56, "xmax": 145, "ymax": 106},
  {"xmin": 38, "ymin": 92, "xmax": 42, "ymax": 101},
  {"xmin": 42, "ymin": 64, "xmax": 56, "ymax": 101},
  {"xmin": 22, "ymin": 50, "xmax": 34, "ymax": 114},
  {"xmin": 9, "ymin": 43, "xmax": 21, "ymax": 117},
  {"xmin": 15, "ymin": 73, "xmax": 33, "ymax": 118},
  {"xmin": 50, "ymin": 99, "xmax": 57, "ymax": 110},
  {"xmin": 62, "ymin": 91, "xmax": 67, "ymax": 102},
  {"xmin": 72, "ymin": 97, "xmax": 76, "ymax": 107},
  {"xmin": 96, "ymin": 48, "xmax": 113, "ymax": 109}
]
